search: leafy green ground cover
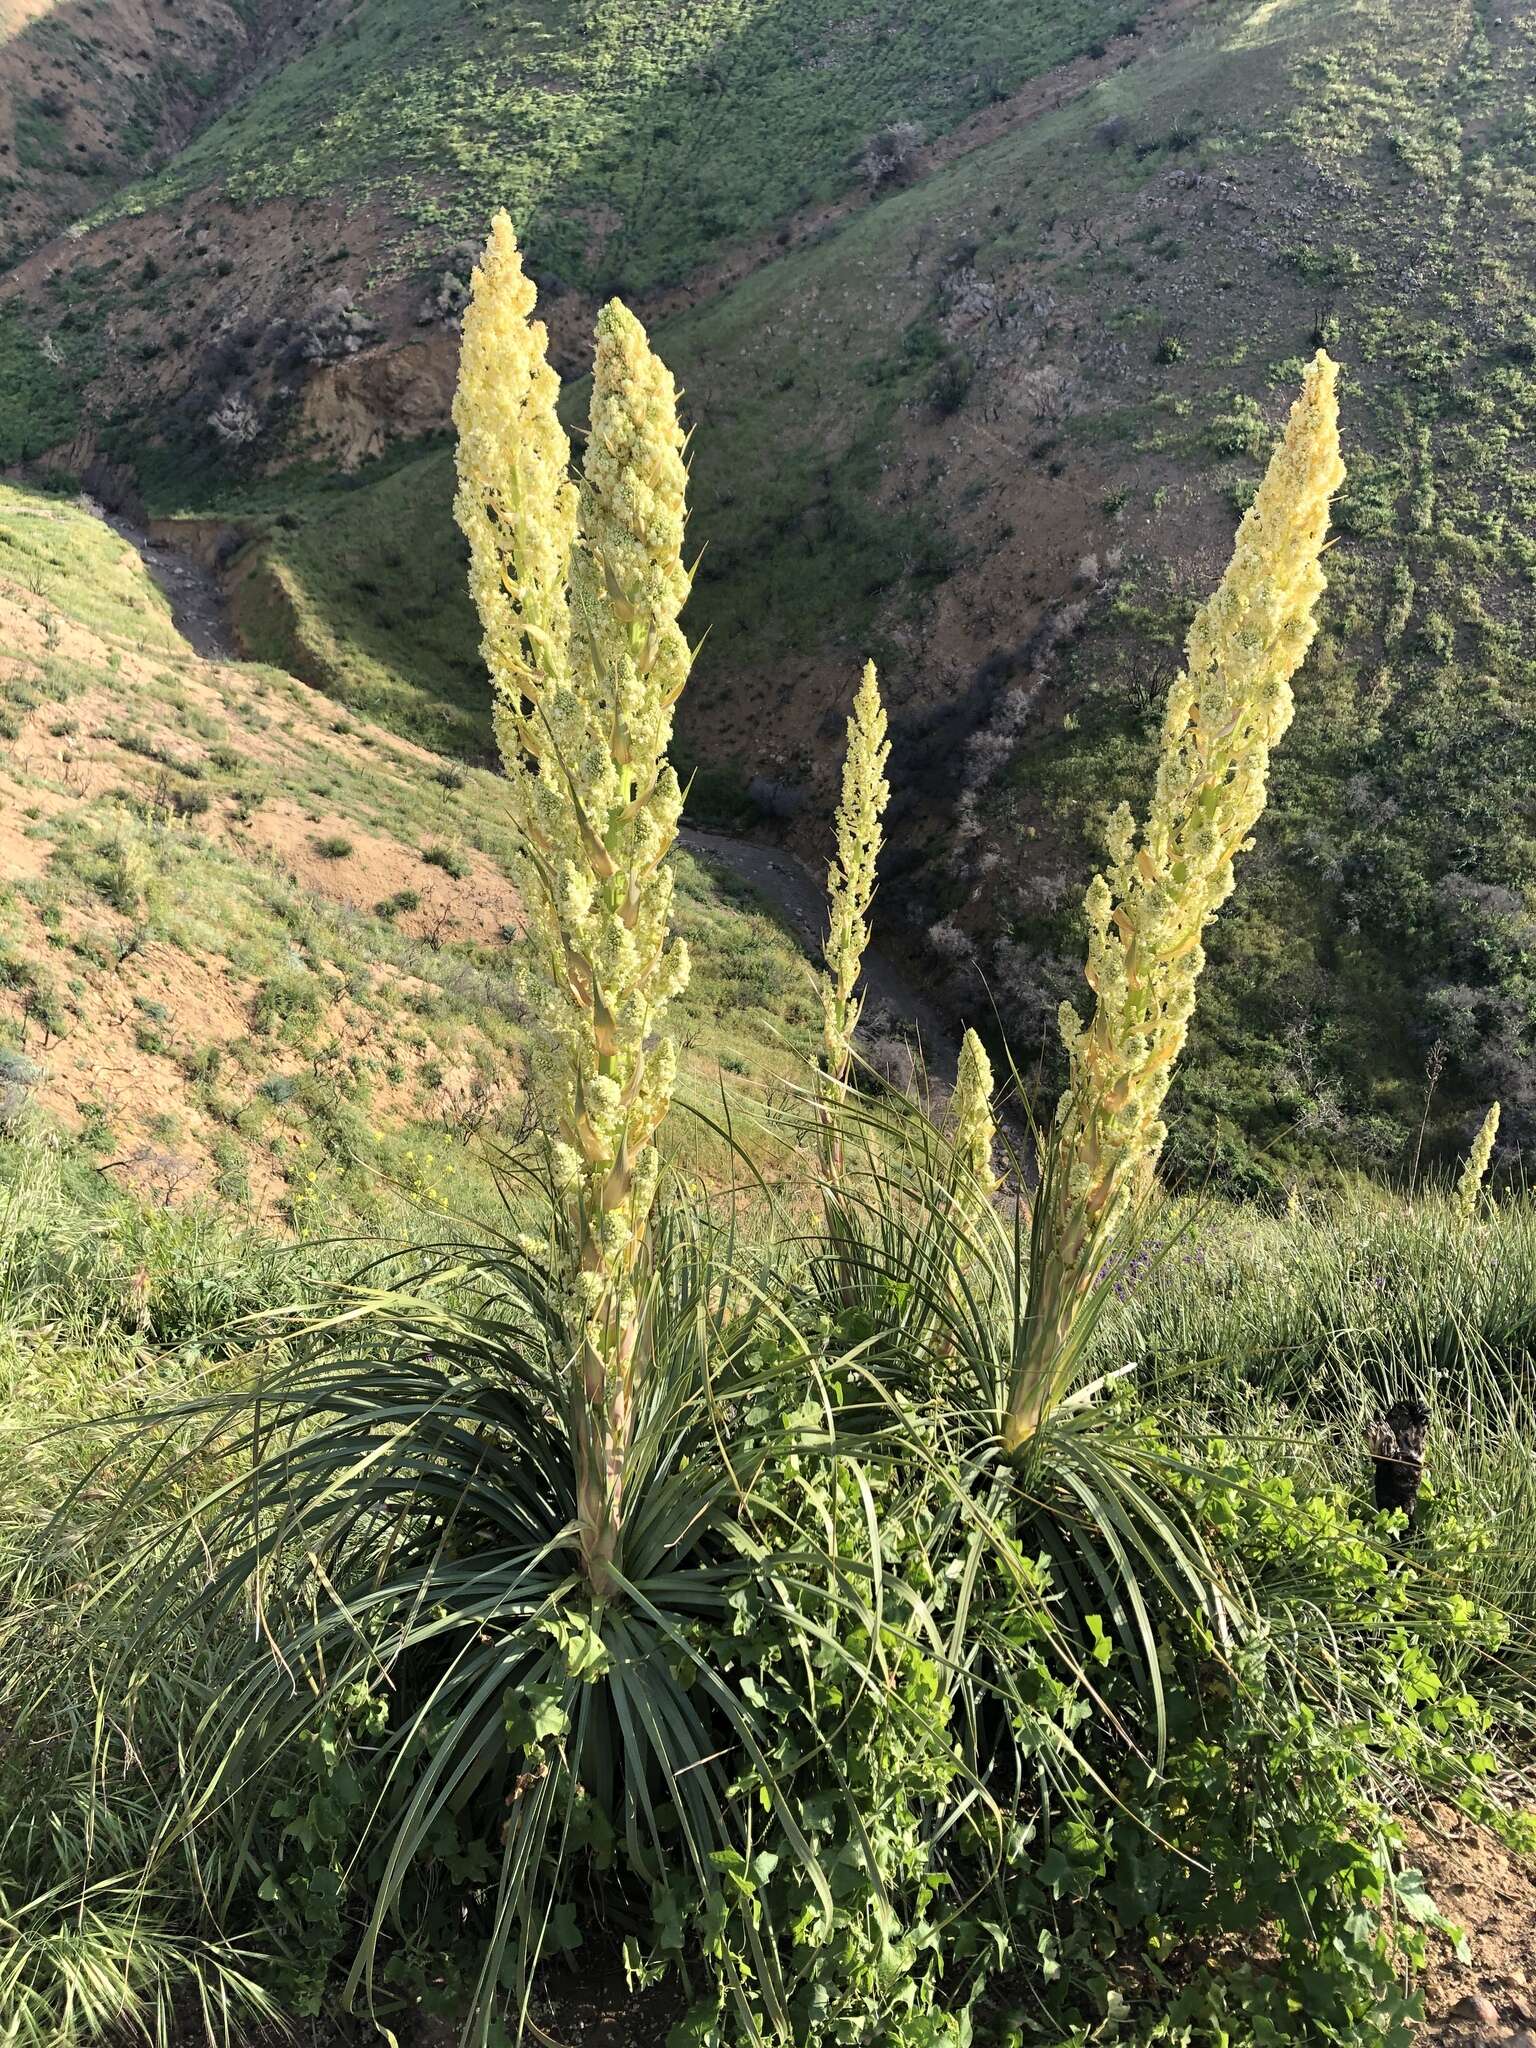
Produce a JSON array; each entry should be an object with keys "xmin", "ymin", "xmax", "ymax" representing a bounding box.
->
[
  {"xmin": 0, "ymin": 310, "xmax": 88, "ymax": 464},
  {"xmin": 2, "ymin": 1129, "xmax": 1533, "ymax": 2047}
]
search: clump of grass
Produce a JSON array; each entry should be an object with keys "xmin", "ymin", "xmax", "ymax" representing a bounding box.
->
[
  {"xmin": 374, "ymin": 888, "xmax": 421, "ymax": 919},
  {"xmin": 420, "ymin": 841, "xmax": 468, "ymax": 879},
  {"xmin": 250, "ymin": 970, "xmax": 324, "ymax": 1041}
]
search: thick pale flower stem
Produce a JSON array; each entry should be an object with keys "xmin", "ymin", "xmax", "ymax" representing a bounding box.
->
[{"xmin": 574, "ymin": 1320, "xmax": 635, "ymax": 1598}]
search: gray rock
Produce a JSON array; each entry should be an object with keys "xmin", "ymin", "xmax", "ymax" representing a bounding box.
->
[{"xmin": 1450, "ymin": 1992, "xmax": 1500, "ymax": 2027}]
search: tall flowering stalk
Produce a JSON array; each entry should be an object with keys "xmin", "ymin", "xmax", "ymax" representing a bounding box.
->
[
  {"xmin": 821, "ymin": 662, "xmax": 889, "ymax": 1169},
  {"xmin": 454, "ymin": 214, "xmax": 692, "ymax": 1594},
  {"xmin": 951, "ymin": 1028, "xmax": 999, "ymax": 1198},
  {"xmin": 942, "ymin": 1029, "xmax": 1001, "ymax": 1358},
  {"xmin": 1456, "ymin": 1102, "xmax": 1499, "ymax": 1219},
  {"xmin": 1004, "ymin": 351, "xmax": 1344, "ymax": 1453}
]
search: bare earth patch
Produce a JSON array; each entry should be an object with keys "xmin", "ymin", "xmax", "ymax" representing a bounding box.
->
[{"xmin": 1408, "ymin": 1810, "xmax": 1536, "ymax": 2045}]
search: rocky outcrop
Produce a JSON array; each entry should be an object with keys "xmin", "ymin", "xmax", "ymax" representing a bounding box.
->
[{"xmin": 294, "ymin": 330, "xmax": 461, "ymax": 472}]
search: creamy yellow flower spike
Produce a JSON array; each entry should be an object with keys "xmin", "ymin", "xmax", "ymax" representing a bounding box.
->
[
  {"xmin": 951, "ymin": 1027, "xmax": 998, "ymax": 1198},
  {"xmin": 1456, "ymin": 1101, "xmax": 1499, "ymax": 1219},
  {"xmin": 452, "ymin": 213, "xmax": 576, "ymax": 743},
  {"xmin": 822, "ymin": 659, "xmax": 890, "ymax": 1087},
  {"xmin": 1006, "ymin": 351, "xmax": 1345, "ymax": 1452},
  {"xmin": 454, "ymin": 214, "xmax": 692, "ymax": 1592}
]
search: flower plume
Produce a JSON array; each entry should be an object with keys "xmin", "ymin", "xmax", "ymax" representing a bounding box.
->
[
  {"xmin": 822, "ymin": 659, "xmax": 890, "ymax": 1089},
  {"xmin": 951, "ymin": 1028, "xmax": 998, "ymax": 1198},
  {"xmin": 1006, "ymin": 351, "xmax": 1345, "ymax": 1451},
  {"xmin": 1456, "ymin": 1101, "xmax": 1499, "ymax": 1219},
  {"xmin": 454, "ymin": 214, "xmax": 693, "ymax": 1591}
]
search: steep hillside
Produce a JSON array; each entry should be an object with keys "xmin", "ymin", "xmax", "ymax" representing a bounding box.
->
[
  {"xmin": 0, "ymin": 481, "xmax": 817, "ymax": 1218},
  {"xmin": 0, "ymin": 0, "xmax": 1155, "ymax": 487},
  {"xmin": 5, "ymin": 0, "xmax": 1536, "ymax": 1189},
  {"xmin": 0, "ymin": 0, "xmax": 339, "ymax": 267},
  {"xmin": 190, "ymin": 0, "xmax": 1536, "ymax": 1188}
]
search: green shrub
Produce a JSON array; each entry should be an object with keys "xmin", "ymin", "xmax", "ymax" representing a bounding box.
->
[
  {"xmin": 420, "ymin": 842, "xmax": 469, "ymax": 879},
  {"xmin": 374, "ymin": 888, "xmax": 421, "ymax": 919},
  {"xmin": 1207, "ymin": 393, "xmax": 1271, "ymax": 459},
  {"xmin": 251, "ymin": 971, "xmax": 324, "ymax": 1042}
]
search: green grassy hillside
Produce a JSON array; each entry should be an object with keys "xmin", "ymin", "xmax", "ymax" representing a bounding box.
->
[
  {"xmin": 0, "ymin": 0, "xmax": 1161, "ymax": 531},
  {"xmin": 187, "ymin": 0, "xmax": 1536, "ymax": 1189},
  {"xmin": 107, "ymin": 0, "xmax": 1149, "ymax": 292}
]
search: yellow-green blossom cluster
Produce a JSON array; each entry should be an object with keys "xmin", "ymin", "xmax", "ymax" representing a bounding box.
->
[
  {"xmin": 453, "ymin": 214, "xmax": 576, "ymax": 748},
  {"xmin": 453, "ymin": 214, "xmax": 692, "ymax": 1588},
  {"xmin": 951, "ymin": 1028, "xmax": 998, "ymax": 1197},
  {"xmin": 1456, "ymin": 1102, "xmax": 1499, "ymax": 1218},
  {"xmin": 1005, "ymin": 352, "xmax": 1344, "ymax": 1452},
  {"xmin": 822, "ymin": 659, "xmax": 890, "ymax": 1086}
]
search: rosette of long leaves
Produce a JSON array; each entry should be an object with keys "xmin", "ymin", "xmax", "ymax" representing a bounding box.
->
[
  {"xmin": 785, "ymin": 1073, "xmax": 1234, "ymax": 1766},
  {"xmin": 56, "ymin": 1191, "xmax": 983, "ymax": 2045}
]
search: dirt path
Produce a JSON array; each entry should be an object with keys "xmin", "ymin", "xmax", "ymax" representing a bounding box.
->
[{"xmin": 1407, "ymin": 1809, "xmax": 1536, "ymax": 2046}]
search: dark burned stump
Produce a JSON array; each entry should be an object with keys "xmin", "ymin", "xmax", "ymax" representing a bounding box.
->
[{"xmin": 1366, "ymin": 1399, "xmax": 1431, "ymax": 1527}]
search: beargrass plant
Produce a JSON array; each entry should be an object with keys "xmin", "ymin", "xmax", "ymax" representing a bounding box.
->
[
  {"xmin": 34, "ymin": 227, "xmax": 956, "ymax": 2048},
  {"xmin": 85, "ymin": 1207, "xmax": 903, "ymax": 2040},
  {"xmin": 16, "ymin": 301, "xmax": 1536, "ymax": 2048},
  {"xmin": 800, "ymin": 356, "xmax": 1347, "ymax": 1758},
  {"xmin": 454, "ymin": 214, "xmax": 694, "ymax": 1597},
  {"xmin": 770, "ymin": 1110, "xmax": 1519, "ymax": 2042}
]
